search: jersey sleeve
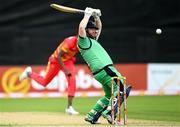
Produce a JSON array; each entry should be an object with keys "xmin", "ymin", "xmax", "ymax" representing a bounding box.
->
[{"xmin": 78, "ymin": 36, "xmax": 91, "ymax": 49}]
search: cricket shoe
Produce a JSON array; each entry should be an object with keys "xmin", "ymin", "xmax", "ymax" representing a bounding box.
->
[
  {"xmin": 102, "ymin": 113, "xmax": 122, "ymax": 125},
  {"xmin": 65, "ymin": 106, "xmax": 79, "ymax": 115},
  {"xmin": 84, "ymin": 114, "xmax": 100, "ymax": 124},
  {"xmin": 19, "ymin": 66, "xmax": 32, "ymax": 81},
  {"xmin": 102, "ymin": 112, "xmax": 113, "ymax": 124}
]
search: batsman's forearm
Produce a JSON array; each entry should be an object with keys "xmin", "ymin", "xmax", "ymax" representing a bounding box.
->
[
  {"xmin": 95, "ymin": 16, "xmax": 102, "ymax": 29},
  {"xmin": 95, "ymin": 17, "xmax": 102, "ymax": 40},
  {"xmin": 79, "ymin": 15, "xmax": 91, "ymax": 37}
]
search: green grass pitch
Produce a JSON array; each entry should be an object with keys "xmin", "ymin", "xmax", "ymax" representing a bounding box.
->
[{"xmin": 0, "ymin": 95, "xmax": 180, "ymax": 124}]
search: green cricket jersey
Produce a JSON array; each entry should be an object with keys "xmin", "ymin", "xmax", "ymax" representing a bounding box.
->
[{"xmin": 78, "ymin": 36, "xmax": 113, "ymax": 73}]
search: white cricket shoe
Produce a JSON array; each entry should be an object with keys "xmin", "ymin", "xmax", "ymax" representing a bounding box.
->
[
  {"xmin": 19, "ymin": 66, "xmax": 32, "ymax": 81},
  {"xmin": 65, "ymin": 106, "xmax": 79, "ymax": 115}
]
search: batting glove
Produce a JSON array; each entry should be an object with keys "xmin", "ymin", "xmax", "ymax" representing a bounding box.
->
[
  {"xmin": 92, "ymin": 9, "xmax": 101, "ymax": 21},
  {"xmin": 95, "ymin": 9, "xmax": 101, "ymax": 17},
  {"xmin": 85, "ymin": 7, "xmax": 94, "ymax": 17}
]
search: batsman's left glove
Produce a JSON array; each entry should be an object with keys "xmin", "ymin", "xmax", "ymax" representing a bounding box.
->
[
  {"xmin": 95, "ymin": 9, "xmax": 101, "ymax": 17},
  {"xmin": 92, "ymin": 9, "xmax": 101, "ymax": 22}
]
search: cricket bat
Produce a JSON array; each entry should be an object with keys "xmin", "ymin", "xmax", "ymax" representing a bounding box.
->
[{"xmin": 50, "ymin": 3, "xmax": 84, "ymax": 14}]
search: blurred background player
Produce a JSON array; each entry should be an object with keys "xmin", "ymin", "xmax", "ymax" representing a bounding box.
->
[
  {"xmin": 19, "ymin": 36, "xmax": 79, "ymax": 115},
  {"xmin": 77, "ymin": 8, "xmax": 131, "ymax": 124}
]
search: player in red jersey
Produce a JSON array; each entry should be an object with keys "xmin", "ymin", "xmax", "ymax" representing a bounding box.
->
[{"xmin": 19, "ymin": 36, "xmax": 79, "ymax": 115}]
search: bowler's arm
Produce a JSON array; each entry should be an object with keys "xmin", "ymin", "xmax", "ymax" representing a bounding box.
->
[{"xmin": 57, "ymin": 50, "xmax": 72, "ymax": 76}]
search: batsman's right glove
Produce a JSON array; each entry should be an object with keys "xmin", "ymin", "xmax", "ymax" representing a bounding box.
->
[{"xmin": 85, "ymin": 7, "xmax": 94, "ymax": 17}]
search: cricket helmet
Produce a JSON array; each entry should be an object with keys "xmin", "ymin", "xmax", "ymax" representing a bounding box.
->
[{"xmin": 86, "ymin": 16, "xmax": 99, "ymax": 29}]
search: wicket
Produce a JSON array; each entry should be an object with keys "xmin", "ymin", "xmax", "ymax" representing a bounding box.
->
[{"xmin": 111, "ymin": 76, "xmax": 127, "ymax": 125}]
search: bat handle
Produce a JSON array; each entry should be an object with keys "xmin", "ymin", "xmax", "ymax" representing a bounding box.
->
[{"xmin": 78, "ymin": 10, "xmax": 85, "ymax": 14}]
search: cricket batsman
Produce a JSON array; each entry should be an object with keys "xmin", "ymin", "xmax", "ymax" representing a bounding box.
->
[{"xmin": 77, "ymin": 7, "xmax": 132, "ymax": 124}]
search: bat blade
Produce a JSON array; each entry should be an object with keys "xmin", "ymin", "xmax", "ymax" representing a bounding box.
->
[{"xmin": 50, "ymin": 3, "xmax": 84, "ymax": 14}]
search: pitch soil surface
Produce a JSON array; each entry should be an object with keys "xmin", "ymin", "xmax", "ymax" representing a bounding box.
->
[{"xmin": 0, "ymin": 112, "xmax": 180, "ymax": 127}]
